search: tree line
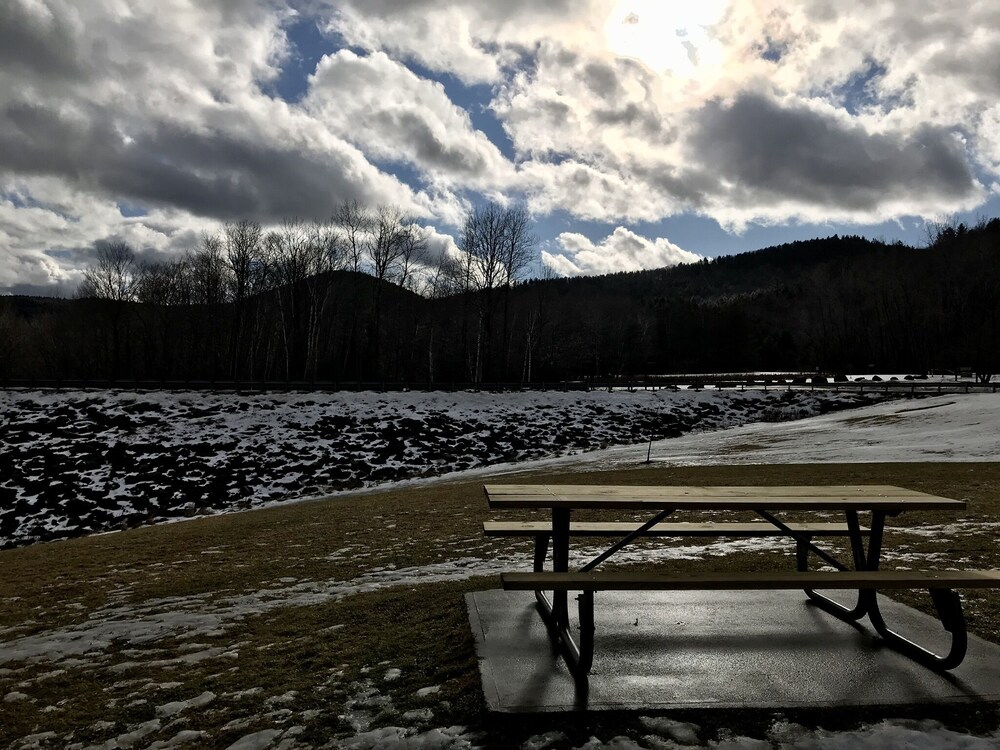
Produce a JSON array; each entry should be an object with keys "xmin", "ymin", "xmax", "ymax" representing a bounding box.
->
[
  {"xmin": 1, "ymin": 213, "xmax": 998, "ymax": 384},
  {"xmin": 0, "ymin": 201, "xmax": 536, "ymax": 384}
]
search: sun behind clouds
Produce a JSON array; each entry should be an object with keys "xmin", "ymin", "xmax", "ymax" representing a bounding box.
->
[{"xmin": 603, "ymin": 0, "xmax": 727, "ymax": 79}]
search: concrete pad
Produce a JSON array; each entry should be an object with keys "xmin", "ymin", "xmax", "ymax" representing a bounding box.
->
[{"xmin": 466, "ymin": 589, "xmax": 1000, "ymax": 712}]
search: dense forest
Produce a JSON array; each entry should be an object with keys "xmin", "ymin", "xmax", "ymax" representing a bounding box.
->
[{"xmin": 1, "ymin": 209, "xmax": 998, "ymax": 384}]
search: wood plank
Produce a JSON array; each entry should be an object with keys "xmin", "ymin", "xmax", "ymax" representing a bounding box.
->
[
  {"xmin": 483, "ymin": 484, "xmax": 962, "ymax": 511},
  {"xmin": 487, "ymin": 494, "xmax": 963, "ymax": 511},
  {"xmin": 482, "ymin": 521, "xmax": 872, "ymax": 537},
  {"xmin": 485, "ymin": 484, "xmax": 928, "ymax": 497},
  {"xmin": 500, "ymin": 569, "xmax": 1000, "ymax": 591}
]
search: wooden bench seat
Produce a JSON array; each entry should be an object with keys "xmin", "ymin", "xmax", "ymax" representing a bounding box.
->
[
  {"xmin": 502, "ymin": 569, "xmax": 1000, "ymax": 591},
  {"xmin": 484, "ymin": 521, "xmax": 870, "ymax": 537}
]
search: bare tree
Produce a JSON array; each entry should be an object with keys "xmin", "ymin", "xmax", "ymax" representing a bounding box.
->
[
  {"xmin": 77, "ymin": 240, "xmax": 140, "ymax": 377},
  {"xmin": 460, "ymin": 202, "xmax": 536, "ymax": 381},
  {"xmin": 79, "ymin": 241, "xmax": 138, "ymax": 302},
  {"xmin": 258, "ymin": 218, "xmax": 346, "ymax": 379},
  {"xmin": 224, "ymin": 220, "xmax": 263, "ymax": 377},
  {"xmin": 367, "ymin": 205, "xmax": 408, "ymax": 284},
  {"xmin": 224, "ymin": 220, "xmax": 263, "ymax": 305},
  {"xmin": 334, "ymin": 200, "xmax": 374, "ymax": 381},
  {"xmin": 302, "ymin": 219, "xmax": 345, "ymax": 379},
  {"xmin": 366, "ymin": 206, "xmax": 409, "ymax": 379},
  {"xmin": 498, "ymin": 205, "xmax": 535, "ymax": 377},
  {"xmin": 265, "ymin": 220, "xmax": 309, "ymax": 379},
  {"xmin": 135, "ymin": 260, "xmax": 191, "ymax": 306},
  {"xmin": 189, "ymin": 232, "xmax": 229, "ymax": 306},
  {"xmin": 335, "ymin": 200, "xmax": 372, "ymax": 274},
  {"xmin": 419, "ymin": 251, "xmax": 465, "ymax": 383}
]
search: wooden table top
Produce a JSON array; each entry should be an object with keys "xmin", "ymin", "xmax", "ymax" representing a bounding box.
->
[{"xmin": 484, "ymin": 484, "xmax": 966, "ymax": 511}]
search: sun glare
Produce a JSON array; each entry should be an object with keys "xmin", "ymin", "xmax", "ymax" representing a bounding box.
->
[{"xmin": 604, "ymin": 0, "xmax": 727, "ymax": 78}]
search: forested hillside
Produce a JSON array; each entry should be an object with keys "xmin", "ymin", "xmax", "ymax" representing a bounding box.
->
[{"xmin": 1, "ymin": 218, "xmax": 998, "ymax": 383}]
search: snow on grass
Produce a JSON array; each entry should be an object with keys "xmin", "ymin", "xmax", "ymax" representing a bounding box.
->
[
  {"xmin": 154, "ymin": 690, "xmax": 215, "ymax": 718},
  {"xmin": 538, "ymin": 718, "xmax": 1000, "ymax": 748},
  {"xmin": 0, "ymin": 388, "xmax": 888, "ymax": 548},
  {"xmin": 3, "ymin": 393, "xmax": 1000, "ymax": 748},
  {"xmin": 0, "ymin": 513, "xmax": 989, "ymax": 670},
  {"xmin": 566, "ymin": 394, "xmax": 1000, "ymax": 469}
]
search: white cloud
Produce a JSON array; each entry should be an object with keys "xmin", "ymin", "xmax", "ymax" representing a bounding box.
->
[
  {"xmin": 4, "ymin": 0, "xmax": 1000, "ymax": 292},
  {"xmin": 305, "ymin": 50, "xmax": 514, "ymax": 189},
  {"xmin": 542, "ymin": 227, "xmax": 702, "ymax": 276},
  {"xmin": 0, "ymin": 175, "xmax": 216, "ymax": 293},
  {"xmin": 0, "ymin": 0, "xmax": 486, "ymax": 293},
  {"xmin": 494, "ymin": 6, "xmax": 987, "ymax": 227},
  {"xmin": 326, "ymin": 1, "xmax": 607, "ymax": 85}
]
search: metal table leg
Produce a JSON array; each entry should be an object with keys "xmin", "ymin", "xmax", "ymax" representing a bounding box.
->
[
  {"xmin": 804, "ymin": 510, "xmax": 880, "ymax": 621},
  {"xmin": 551, "ymin": 508, "xmax": 570, "ymax": 629}
]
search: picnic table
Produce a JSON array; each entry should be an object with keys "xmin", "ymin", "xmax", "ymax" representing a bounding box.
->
[{"xmin": 484, "ymin": 484, "xmax": 1000, "ymax": 680}]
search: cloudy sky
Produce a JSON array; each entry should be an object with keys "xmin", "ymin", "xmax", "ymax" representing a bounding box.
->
[{"xmin": 2, "ymin": 0, "xmax": 999, "ymax": 295}]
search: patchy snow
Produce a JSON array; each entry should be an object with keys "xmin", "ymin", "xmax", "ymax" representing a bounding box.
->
[
  {"xmin": 96, "ymin": 718, "xmax": 161, "ymax": 748},
  {"xmin": 146, "ymin": 730, "xmax": 205, "ymax": 749},
  {"xmin": 224, "ymin": 729, "xmax": 282, "ymax": 750},
  {"xmin": 4, "ymin": 392, "xmax": 1000, "ymax": 749},
  {"xmin": 0, "ymin": 388, "xmax": 887, "ymax": 548},
  {"xmin": 336, "ymin": 724, "xmax": 476, "ymax": 749},
  {"xmin": 639, "ymin": 716, "xmax": 701, "ymax": 745},
  {"xmin": 510, "ymin": 718, "xmax": 1000, "ymax": 749},
  {"xmin": 0, "ymin": 523, "xmax": 981, "ymax": 669},
  {"xmin": 154, "ymin": 690, "xmax": 215, "ymax": 718}
]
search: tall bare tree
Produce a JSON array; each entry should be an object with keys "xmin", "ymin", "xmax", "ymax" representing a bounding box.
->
[
  {"xmin": 498, "ymin": 205, "xmax": 535, "ymax": 377},
  {"xmin": 334, "ymin": 200, "xmax": 374, "ymax": 380},
  {"xmin": 189, "ymin": 232, "xmax": 229, "ymax": 306},
  {"xmin": 265, "ymin": 221, "xmax": 309, "ymax": 379},
  {"xmin": 79, "ymin": 241, "xmax": 138, "ymax": 302},
  {"xmin": 78, "ymin": 241, "xmax": 139, "ymax": 376},
  {"xmin": 224, "ymin": 220, "xmax": 263, "ymax": 378},
  {"xmin": 302, "ymin": 219, "xmax": 345, "ymax": 379},
  {"xmin": 366, "ymin": 206, "xmax": 409, "ymax": 379},
  {"xmin": 460, "ymin": 202, "xmax": 536, "ymax": 381}
]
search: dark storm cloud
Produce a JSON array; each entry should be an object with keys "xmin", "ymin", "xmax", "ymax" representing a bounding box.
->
[
  {"xmin": 592, "ymin": 103, "xmax": 663, "ymax": 136},
  {"xmin": 692, "ymin": 93, "xmax": 978, "ymax": 208},
  {"xmin": 582, "ymin": 61, "xmax": 619, "ymax": 99},
  {"xmin": 0, "ymin": 1, "xmax": 86, "ymax": 80},
  {"xmin": 0, "ymin": 98, "xmax": 385, "ymax": 223}
]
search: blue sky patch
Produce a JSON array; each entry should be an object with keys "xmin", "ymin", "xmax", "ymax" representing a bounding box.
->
[
  {"xmin": 835, "ymin": 59, "xmax": 888, "ymax": 116},
  {"xmin": 269, "ymin": 17, "xmax": 341, "ymax": 102},
  {"xmin": 117, "ymin": 201, "xmax": 148, "ymax": 218}
]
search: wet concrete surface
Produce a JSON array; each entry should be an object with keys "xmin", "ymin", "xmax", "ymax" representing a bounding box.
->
[{"xmin": 467, "ymin": 589, "xmax": 1000, "ymax": 712}]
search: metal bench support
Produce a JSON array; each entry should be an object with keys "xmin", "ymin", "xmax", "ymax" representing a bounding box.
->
[
  {"xmin": 525, "ymin": 506, "xmax": 972, "ymax": 680},
  {"xmin": 866, "ymin": 587, "xmax": 968, "ymax": 669}
]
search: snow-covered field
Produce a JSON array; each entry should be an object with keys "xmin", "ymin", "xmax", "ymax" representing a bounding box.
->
[
  {"xmin": 0, "ymin": 388, "xmax": 888, "ymax": 549},
  {"xmin": 501, "ymin": 393, "xmax": 1000, "ymax": 474}
]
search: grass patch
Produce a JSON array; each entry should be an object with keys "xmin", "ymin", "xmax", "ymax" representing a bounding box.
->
[{"xmin": 2, "ymin": 462, "xmax": 1000, "ymax": 747}]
